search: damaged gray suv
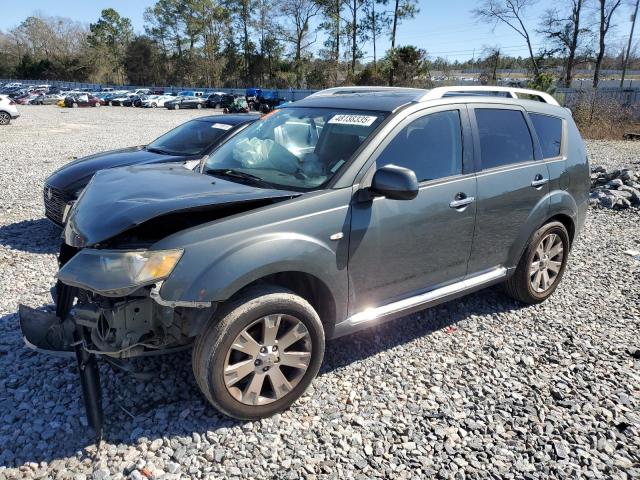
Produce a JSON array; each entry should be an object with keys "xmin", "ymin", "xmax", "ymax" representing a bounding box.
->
[{"xmin": 20, "ymin": 86, "xmax": 589, "ymax": 435}]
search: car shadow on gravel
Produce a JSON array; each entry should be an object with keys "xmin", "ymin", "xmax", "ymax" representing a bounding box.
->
[
  {"xmin": 0, "ymin": 286, "xmax": 524, "ymax": 468},
  {"xmin": 0, "ymin": 218, "xmax": 61, "ymax": 254}
]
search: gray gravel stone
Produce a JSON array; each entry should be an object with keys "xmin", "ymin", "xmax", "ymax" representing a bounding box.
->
[{"xmin": 0, "ymin": 107, "xmax": 639, "ymax": 479}]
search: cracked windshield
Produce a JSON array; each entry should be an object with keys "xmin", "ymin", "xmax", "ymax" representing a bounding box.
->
[{"xmin": 203, "ymin": 107, "xmax": 387, "ymax": 190}]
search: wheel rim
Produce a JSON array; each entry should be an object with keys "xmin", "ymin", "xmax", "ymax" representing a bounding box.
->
[
  {"xmin": 530, "ymin": 233, "xmax": 564, "ymax": 293},
  {"xmin": 0, "ymin": 112, "xmax": 9, "ymax": 124},
  {"xmin": 223, "ymin": 314, "xmax": 312, "ymax": 406}
]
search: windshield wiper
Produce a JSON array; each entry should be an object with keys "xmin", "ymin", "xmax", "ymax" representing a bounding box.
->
[
  {"xmin": 146, "ymin": 146, "xmax": 175, "ymax": 155},
  {"xmin": 205, "ymin": 168, "xmax": 273, "ymax": 188}
]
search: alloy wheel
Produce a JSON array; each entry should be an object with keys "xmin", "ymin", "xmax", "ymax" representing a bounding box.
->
[
  {"xmin": 529, "ymin": 233, "xmax": 564, "ymax": 293},
  {"xmin": 223, "ymin": 314, "xmax": 312, "ymax": 406},
  {"xmin": 0, "ymin": 112, "xmax": 9, "ymax": 125}
]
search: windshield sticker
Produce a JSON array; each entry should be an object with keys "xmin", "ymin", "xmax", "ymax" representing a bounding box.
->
[
  {"xmin": 211, "ymin": 123, "xmax": 233, "ymax": 130},
  {"xmin": 328, "ymin": 114, "xmax": 378, "ymax": 127}
]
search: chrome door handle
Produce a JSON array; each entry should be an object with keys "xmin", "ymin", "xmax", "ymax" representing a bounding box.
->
[
  {"xmin": 449, "ymin": 196, "xmax": 475, "ymax": 209},
  {"xmin": 531, "ymin": 177, "xmax": 549, "ymax": 188}
]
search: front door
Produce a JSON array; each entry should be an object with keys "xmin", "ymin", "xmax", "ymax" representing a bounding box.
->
[{"xmin": 348, "ymin": 106, "xmax": 477, "ymax": 314}]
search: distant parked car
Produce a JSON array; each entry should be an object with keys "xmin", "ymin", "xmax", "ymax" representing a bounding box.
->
[
  {"xmin": 206, "ymin": 92, "xmax": 235, "ymax": 109},
  {"xmin": 108, "ymin": 94, "xmax": 134, "ymax": 106},
  {"xmin": 42, "ymin": 113, "xmax": 260, "ymax": 225},
  {"xmin": 141, "ymin": 95, "xmax": 173, "ymax": 108},
  {"xmin": 0, "ymin": 94, "xmax": 19, "ymax": 124},
  {"xmin": 64, "ymin": 94, "xmax": 102, "ymax": 108},
  {"xmin": 223, "ymin": 96, "xmax": 249, "ymax": 113},
  {"xmin": 165, "ymin": 96, "xmax": 207, "ymax": 110},
  {"xmin": 15, "ymin": 94, "xmax": 40, "ymax": 105}
]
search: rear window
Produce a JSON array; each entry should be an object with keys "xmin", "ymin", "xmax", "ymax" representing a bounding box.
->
[
  {"xmin": 475, "ymin": 108, "xmax": 534, "ymax": 169},
  {"xmin": 529, "ymin": 113, "xmax": 562, "ymax": 158}
]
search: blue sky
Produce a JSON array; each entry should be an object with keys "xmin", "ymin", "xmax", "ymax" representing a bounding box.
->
[{"xmin": 0, "ymin": 0, "xmax": 634, "ymax": 61}]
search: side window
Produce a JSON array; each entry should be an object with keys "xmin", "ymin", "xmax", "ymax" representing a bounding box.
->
[
  {"xmin": 376, "ymin": 110, "xmax": 463, "ymax": 182},
  {"xmin": 475, "ymin": 108, "xmax": 534, "ymax": 169},
  {"xmin": 529, "ymin": 113, "xmax": 562, "ymax": 158}
]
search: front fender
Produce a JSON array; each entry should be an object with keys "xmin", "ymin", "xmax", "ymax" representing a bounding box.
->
[{"xmin": 160, "ymin": 232, "xmax": 347, "ymax": 306}]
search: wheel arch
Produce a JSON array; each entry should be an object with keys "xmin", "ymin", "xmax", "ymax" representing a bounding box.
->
[{"xmin": 230, "ymin": 271, "xmax": 338, "ymax": 338}]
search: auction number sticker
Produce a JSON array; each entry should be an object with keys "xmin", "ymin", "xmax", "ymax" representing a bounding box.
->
[
  {"xmin": 211, "ymin": 123, "xmax": 233, "ymax": 130},
  {"xmin": 328, "ymin": 114, "xmax": 378, "ymax": 127}
]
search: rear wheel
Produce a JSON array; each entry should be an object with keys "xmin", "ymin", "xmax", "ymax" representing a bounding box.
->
[
  {"xmin": 151, "ymin": 102, "xmax": 157, "ymax": 108},
  {"xmin": 196, "ymin": 103, "xmax": 203, "ymax": 109},
  {"xmin": 0, "ymin": 112, "xmax": 10, "ymax": 125},
  {"xmin": 504, "ymin": 221, "xmax": 570, "ymax": 304},
  {"xmin": 192, "ymin": 285, "xmax": 324, "ymax": 420}
]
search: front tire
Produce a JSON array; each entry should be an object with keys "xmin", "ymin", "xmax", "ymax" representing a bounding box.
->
[
  {"xmin": 0, "ymin": 112, "xmax": 10, "ymax": 125},
  {"xmin": 192, "ymin": 285, "xmax": 325, "ymax": 420},
  {"xmin": 504, "ymin": 221, "xmax": 570, "ymax": 304}
]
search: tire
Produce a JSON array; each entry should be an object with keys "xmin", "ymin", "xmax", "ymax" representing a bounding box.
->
[
  {"xmin": 192, "ymin": 285, "xmax": 325, "ymax": 420},
  {"xmin": 504, "ymin": 221, "xmax": 570, "ymax": 304},
  {"xmin": 174, "ymin": 104, "xmax": 179, "ymax": 110},
  {"xmin": 151, "ymin": 103, "xmax": 157, "ymax": 108},
  {"xmin": 72, "ymin": 102, "xmax": 78, "ymax": 108},
  {"xmin": 108, "ymin": 101, "xmax": 113, "ymax": 106},
  {"xmin": 94, "ymin": 102, "xmax": 100, "ymax": 107},
  {"xmin": 0, "ymin": 112, "xmax": 10, "ymax": 125},
  {"xmin": 196, "ymin": 103, "xmax": 203, "ymax": 109}
]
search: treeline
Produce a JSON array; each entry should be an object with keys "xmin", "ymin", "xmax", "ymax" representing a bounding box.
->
[{"xmin": 0, "ymin": 0, "xmax": 638, "ymax": 89}]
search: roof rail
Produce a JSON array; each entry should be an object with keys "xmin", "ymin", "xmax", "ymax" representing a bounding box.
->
[
  {"xmin": 307, "ymin": 86, "xmax": 426, "ymax": 98},
  {"xmin": 418, "ymin": 86, "xmax": 559, "ymax": 106}
]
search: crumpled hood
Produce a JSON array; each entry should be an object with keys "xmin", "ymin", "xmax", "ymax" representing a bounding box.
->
[
  {"xmin": 64, "ymin": 164, "xmax": 298, "ymax": 247},
  {"xmin": 46, "ymin": 147, "xmax": 193, "ymax": 191}
]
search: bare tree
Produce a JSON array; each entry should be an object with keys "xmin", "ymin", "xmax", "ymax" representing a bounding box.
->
[
  {"xmin": 473, "ymin": 0, "xmax": 540, "ymax": 76},
  {"xmin": 281, "ymin": 0, "xmax": 321, "ymax": 88},
  {"xmin": 538, "ymin": 0, "xmax": 587, "ymax": 87},
  {"xmin": 388, "ymin": 0, "xmax": 419, "ymax": 85},
  {"xmin": 593, "ymin": 0, "xmax": 623, "ymax": 87},
  {"xmin": 620, "ymin": 0, "xmax": 639, "ymax": 87}
]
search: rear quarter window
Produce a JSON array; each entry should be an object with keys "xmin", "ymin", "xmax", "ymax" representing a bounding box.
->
[
  {"xmin": 529, "ymin": 113, "xmax": 563, "ymax": 158},
  {"xmin": 475, "ymin": 108, "xmax": 534, "ymax": 169}
]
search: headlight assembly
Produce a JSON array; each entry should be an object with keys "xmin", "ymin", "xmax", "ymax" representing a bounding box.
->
[{"xmin": 58, "ymin": 248, "xmax": 183, "ymax": 296}]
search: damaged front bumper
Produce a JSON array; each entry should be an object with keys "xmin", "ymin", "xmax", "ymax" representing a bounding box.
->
[{"xmin": 19, "ymin": 284, "xmax": 215, "ymax": 359}]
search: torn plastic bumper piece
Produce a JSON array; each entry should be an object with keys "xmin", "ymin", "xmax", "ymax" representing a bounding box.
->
[{"xmin": 18, "ymin": 304, "xmax": 75, "ymax": 357}]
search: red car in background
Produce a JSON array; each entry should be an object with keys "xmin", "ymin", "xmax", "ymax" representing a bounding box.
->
[{"xmin": 64, "ymin": 94, "xmax": 102, "ymax": 108}]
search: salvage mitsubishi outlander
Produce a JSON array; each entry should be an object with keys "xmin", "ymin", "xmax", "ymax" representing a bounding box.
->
[{"xmin": 20, "ymin": 86, "xmax": 589, "ymax": 438}]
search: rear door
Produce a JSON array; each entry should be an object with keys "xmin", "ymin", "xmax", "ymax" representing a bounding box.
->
[{"xmin": 467, "ymin": 105, "xmax": 550, "ymax": 273}]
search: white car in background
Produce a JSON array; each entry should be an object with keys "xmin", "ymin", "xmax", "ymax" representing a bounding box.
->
[
  {"xmin": 0, "ymin": 94, "xmax": 20, "ymax": 124},
  {"xmin": 141, "ymin": 94, "xmax": 174, "ymax": 108}
]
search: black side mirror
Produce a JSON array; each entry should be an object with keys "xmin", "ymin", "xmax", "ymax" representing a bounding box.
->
[{"xmin": 370, "ymin": 165, "xmax": 419, "ymax": 200}]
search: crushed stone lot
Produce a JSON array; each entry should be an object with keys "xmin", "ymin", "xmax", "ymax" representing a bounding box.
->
[{"xmin": 0, "ymin": 106, "xmax": 639, "ymax": 479}]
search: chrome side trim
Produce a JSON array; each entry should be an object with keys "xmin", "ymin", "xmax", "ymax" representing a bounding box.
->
[{"xmin": 345, "ymin": 267, "xmax": 507, "ymax": 327}]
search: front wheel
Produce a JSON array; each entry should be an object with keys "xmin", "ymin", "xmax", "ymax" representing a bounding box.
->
[
  {"xmin": 192, "ymin": 286, "xmax": 325, "ymax": 420},
  {"xmin": 196, "ymin": 103, "xmax": 203, "ymax": 109},
  {"xmin": 72, "ymin": 102, "xmax": 78, "ymax": 108},
  {"xmin": 504, "ymin": 221, "xmax": 570, "ymax": 304},
  {"xmin": 0, "ymin": 112, "xmax": 10, "ymax": 125}
]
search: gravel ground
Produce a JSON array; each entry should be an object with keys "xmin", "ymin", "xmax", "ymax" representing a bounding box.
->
[{"xmin": 0, "ymin": 106, "xmax": 639, "ymax": 479}]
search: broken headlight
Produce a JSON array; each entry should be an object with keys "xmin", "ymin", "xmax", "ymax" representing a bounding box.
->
[{"xmin": 58, "ymin": 248, "xmax": 183, "ymax": 296}]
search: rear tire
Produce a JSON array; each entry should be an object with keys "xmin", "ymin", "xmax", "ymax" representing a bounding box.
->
[
  {"xmin": 504, "ymin": 221, "xmax": 570, "ymax": 304},
  {"xmin": 0, "ymin": 112, "xmax": 10, "ymax": 125},
  {"xmin": 192, "ymin": 285, "xmax": 325, "ymax": 420}
]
